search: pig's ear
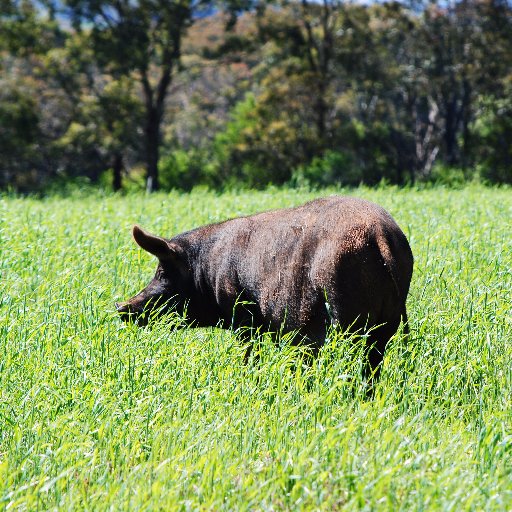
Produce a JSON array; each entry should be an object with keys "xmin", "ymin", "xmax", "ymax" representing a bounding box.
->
[{"xmin": 132, "ymin": 225, "xmax": 183, "ymax": 263}]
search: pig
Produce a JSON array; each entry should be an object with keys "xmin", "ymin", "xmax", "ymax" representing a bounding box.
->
[{"xmin": 116, "ymin": 196, "xmax": 413, "ymax": 376}]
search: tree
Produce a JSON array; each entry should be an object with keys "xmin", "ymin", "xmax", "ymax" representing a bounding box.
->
[
  {"xmin": 0, "ymin": 85, "xmax": 42, "ymax": 190},
  {"xmin": 65, "ymin": 0, "xmax": 252, "ymax": 191},
  {"xmin": 410, "ymin": 0, "xmax": 512, "ymax": 173},
  {"xmin": 0, "ymin": 0, "xmax": 63, "ymax": 191},
  {"xmin": 471, "ymin": 79, "xmax": 512, "ymax": 184},
  {"xmin": 43, "ymin": 32, "xmax": 144, "ymax": 190},
  {"xmin": 0, "ymin": 0, "xmax": 60, "ymax": 56},
  {"xmin": 256, "ymin": 0, "xmax": 344, "ymax": 149}
]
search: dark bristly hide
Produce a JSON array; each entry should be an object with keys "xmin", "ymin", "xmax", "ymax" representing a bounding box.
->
[{"xmin": 116, "ymin": 196, "xmax": 414, "ymax": 377}]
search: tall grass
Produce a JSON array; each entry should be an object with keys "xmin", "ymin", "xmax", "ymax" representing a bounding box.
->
[{"xmin": 1, "ymin": 185, "xmax": 510, "ymax": 510}]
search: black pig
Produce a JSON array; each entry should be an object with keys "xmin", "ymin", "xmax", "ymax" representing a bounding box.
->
[{"xmin": 116, "ymin": 196, "xmax": 413, "ymax": 374}]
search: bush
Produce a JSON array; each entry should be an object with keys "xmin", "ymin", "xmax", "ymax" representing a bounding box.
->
[
  {"xmin": 291, "ymin": 150, "xmax": 361, "ymax": 187},
  {"xmin": 428, "ymin": 164, "xmax": 468, "ymax": 187},
  {"xmin": 159, "ymin": 149, "xmax": 216, "ymax": 191},
  {"xmin": 471, "ymin": 91, "xmax": 512, "ymax": 184}
]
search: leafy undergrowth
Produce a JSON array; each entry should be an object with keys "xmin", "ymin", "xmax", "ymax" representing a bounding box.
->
[{"xmin": 1, "ymin": 185, "xmax": 511, "ymax": 510}]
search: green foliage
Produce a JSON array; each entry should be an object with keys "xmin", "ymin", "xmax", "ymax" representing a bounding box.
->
[
  {"xmin": 2, "ymin": 0, "xmax": 512, "ymax": 191},
  {"xmin": 0, "ymin": 84, "xmax": 44, "ymax": 190},
  {"xmin": 428, "ymin": 164, "xmax": 469, "ymax": 188},
  {"xmin": 63, "ymin": 0, "xmax": 256, "ymax": 191},
  {"xmin": 0, "ymin": 87, "xmax": 39, "ymax": 144},
  {"xmin": 54, "ymin": 75, "xmax": 144, "ymax": 180},
  {"xmin": 212, "ymin": 92, "xmax": 284, "ymax": 188},
  {"xmin": 0, "ymin": 0, "xmax": 60, "ymax": 56},
  {"xmin": 1, "ymin": 186, "xmax": 511, "ymax": 509},
  {"xmin": 292, "ymin": 150, "xmax": 360, "ymax": 188},
  {"xmin": 343, "ymin": 121, "xmax": 415, "ymax": 185},
  {"xmin": 472, "ymin": 89, "xmax": 512, "ymax": 184},
  {"xmin": 159, "ymin": 148, "xmax": 215, "ymax": 191}
]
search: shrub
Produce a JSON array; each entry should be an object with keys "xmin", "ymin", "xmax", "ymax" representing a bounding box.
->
[
  {"xmin": 159, "ymin": 149, "xmax": 216, "ymax": 191},
  {"xmin": 291, "ymin": 150, "xmax": 361, "ymax": 187},
  {"xmin": 471, "ymin": 90, "xmax": 512, "ymax": 184}
]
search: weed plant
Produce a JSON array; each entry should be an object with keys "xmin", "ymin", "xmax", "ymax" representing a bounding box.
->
[{"xmin": 0, "ymin": 185, "xmax": 510, "ymax": 510}]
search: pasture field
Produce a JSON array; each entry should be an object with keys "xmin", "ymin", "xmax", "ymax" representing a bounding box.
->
[{"xmin": 0, "ymin": 185, "xmax": 511, "ymax": 510}]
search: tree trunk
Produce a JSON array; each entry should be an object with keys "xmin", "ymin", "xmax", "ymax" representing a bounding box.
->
[
  {"xmin": 460, "ymin": 79, "xmax": 472, "ymax": 170},
  {"xmin": 443, "ymin": 95, "xmax": 459, "ymax": 166},
  {"xmin": 315, "ymin": 86, "xmax": 328, "ymax": 146},
  {"xmin": 145, "ymin": 106, "xmax": 161, "ymax": 192},
  {"xmin": 112, "ymin": 152, "xmax": 123, "ymax": 192},
  {"xmin": 141, "ymin": 53, "xmax": 175, "ymax": 193}
]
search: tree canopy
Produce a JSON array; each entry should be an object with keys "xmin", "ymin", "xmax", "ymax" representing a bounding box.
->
[{"xmin": 1, "ymin": 0, "xmax": 512, "ymax": 192}]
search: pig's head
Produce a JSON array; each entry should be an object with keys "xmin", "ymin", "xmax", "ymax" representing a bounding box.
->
[{"xmin": 116, "ymin": 225, "xmax": 191, "ymax": 326}]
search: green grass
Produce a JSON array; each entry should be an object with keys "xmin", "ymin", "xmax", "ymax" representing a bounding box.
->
[{"xmin": 1, "ymin": 185, "xmax": 511, "ymax": 510}]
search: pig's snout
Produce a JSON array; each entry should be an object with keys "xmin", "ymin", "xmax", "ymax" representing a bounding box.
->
[
  {"xmin": 115, "ymin": 291, "xmax": 173, "ymax": 326},
  {"xmin": 115, "ymin": 301, "xmax": 134, "ymax": 321},
  {"xmin": 115, "ymin": 297, "xmax": 157, "ymax": 325},
  {"xmin": 115, "ymin": 301, "xmax": 129, "ymax": 312}
]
